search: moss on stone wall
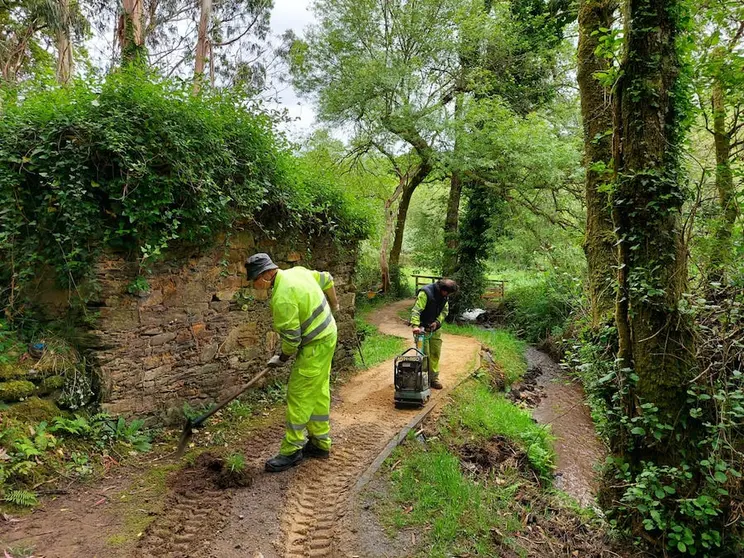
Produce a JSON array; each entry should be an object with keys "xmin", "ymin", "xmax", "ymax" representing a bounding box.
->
[{"xmin": 0, "ymin": 380, "xmax": 36, "ymax": 402}]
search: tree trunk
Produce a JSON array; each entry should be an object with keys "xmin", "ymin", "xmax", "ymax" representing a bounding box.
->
[
  {"xmin": 443, "ymin": 94, "xmax": 464, "ymax": 277},
  {"xmin": 380, "ymin": 175, "xmax": 407, "ymax": 293},
  {"xmin": 709, "ymin": 75, "xmax": 736, "ymax": 278},
  {"xmin": 442, "ymin": 170, "xmax": 463, "ymax": 276},
  {"xmin": 193, "ymin": 0, "xmax": 212, "ymax": 94},
  {"xmin": 613, "ymin": 0, "xmax": 693, "ymax": 436},
  {"xmin": 577, "ymin": 0, "xmax": 615, "ymax": 328},
  {"xmin": 389, "ymin": 181, "xmax": 415, "ymax": 270},
  {"xmin": 119, "ymin": 0, "xmax": 145, "ymax": 64},
  {"xmin": 389, "ymin": 161, "xmax": 432, "ymax": 271},
  {"xmin": 55, "ymin": 0, "xmax": 73, "ymax": 84}
]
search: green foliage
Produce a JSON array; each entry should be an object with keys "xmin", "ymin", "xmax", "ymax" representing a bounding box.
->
[
  {"xmin": 498, "ymin": 270, "xmax": 583, "ymax": 344},
  {"xmin": 0, "ymin": 380, "xmax": 36, "ymax": 402},
  {"xmin": 0, "ymin": 411, "xmax": 154, "ymax": 509},
  {"xmin": 127, "ymin": 276, "xmax": 151, "ymax": 295},
  {"xmin": 225, "ymin": 453, "xmax": 246, "ymax": 473},
  {"xmin": 3, "ymin": 488, "xmax": 38, "ymax": 507},
  {"xmin": 0, "ymin": 69, "xmax": 369, "ymax": 313},
  {"xmin": 566, "ymin": 284, "xmax": 744, "ymax": 555},
  {"xmin": 441, "ymin": 382, "xmax": 554, "ymax": 479},
  {"xmin": 452, "ymin": 181, "xmax": 504, "ymax": 316},
  {"xmin": 181, "ymin": 401, "xmax": 215, "ymax": 421},
  {"xmin": 386, "ymin": 443, "xmax": 521, "ymax": 556},
  {"xmin": 50, "ymin": 414, "xmax": 152, "ymax": 452}
]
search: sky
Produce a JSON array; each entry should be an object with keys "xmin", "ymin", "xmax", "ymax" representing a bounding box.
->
[{"xmin": 268, "ymin": 0, "xmax": 318, "ymax": 138}]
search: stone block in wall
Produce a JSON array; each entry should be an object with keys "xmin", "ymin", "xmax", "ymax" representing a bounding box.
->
[
  {"xmin": 222, "ymin": 322, "xmax": 259, "ymax": 354},
  {"xmin": 139, "ymin": 289, "xmax": 164, "ymax": 308},
  {"xmin": 229, "ymin": 231, "xmax": 255, "ymax": 251},
  {"xmin": 215, "ymin": 289, "xmax": 237, "ymax": 302},
  {"xmin": 201, "ymin": 343, "xmax": 219, "ymax": 363},
  {"xmin": 98, "ymin": 306, "xmax": 139, "ymax": 330},
  {"xmin": 150, "ymin": 332, "xmax": 176, "ymax": 346}
]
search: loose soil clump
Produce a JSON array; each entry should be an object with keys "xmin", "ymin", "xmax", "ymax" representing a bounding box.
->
[
  {"xmin": 193, "ymin": 452, "xmax": 256, "ymax": 489},
  {"xmin": 458, "ymin": 434, "xmax": 531, "ymax": 476}
]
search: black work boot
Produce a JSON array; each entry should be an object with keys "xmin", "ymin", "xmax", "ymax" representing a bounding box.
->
[
  {"xmin": 431, "ymin": 379, "xmax": 443, "ymax": 390},
  {"xmin": 265, "ymin": 450, "xmax": 303, "ymax": 472},
  {"xmin": 303, "ymin": 441, "xmax": 330, "ymax": 459}
]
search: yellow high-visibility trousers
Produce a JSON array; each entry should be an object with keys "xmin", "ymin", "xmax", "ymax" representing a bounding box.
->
[
  {"xmin": 423, "ymin": 329, "xmax": 443, "ymax": 382},
  {"xmin": 280, "ymin": 332, "xmax": 337, "ymax": 456}
]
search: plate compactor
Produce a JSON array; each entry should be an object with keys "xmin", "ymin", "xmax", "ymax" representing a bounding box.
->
[{"xmin": 393, "ymin": 333, "xmax": 431, "ymax": 408}]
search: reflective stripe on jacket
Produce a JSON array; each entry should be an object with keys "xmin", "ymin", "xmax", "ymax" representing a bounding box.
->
[{"xmin": 271, "ymin": 267, "xmax": 337, "ymax": 356}]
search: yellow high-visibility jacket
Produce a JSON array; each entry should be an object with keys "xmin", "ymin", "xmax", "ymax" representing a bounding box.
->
[{"xmin": 271, "ymin": 267, "xmax": 337, "ymax": 357}]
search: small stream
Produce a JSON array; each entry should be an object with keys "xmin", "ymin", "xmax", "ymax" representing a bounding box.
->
[{"xmin": 525, "ymin": 347, "xmax": 606, "ymax": 507}]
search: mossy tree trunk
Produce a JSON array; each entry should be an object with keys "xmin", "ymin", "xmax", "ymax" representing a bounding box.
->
[
  {"xmin": 612, "ymin": 0, "xmax": 694, "ymax": 447},
  {"xmin": 708, "ymin": 69, "xmax": 738, "ymax": 280},
  {"xmin": 577, "ymin": 0, "xmax": 616, "ymax": 328}
]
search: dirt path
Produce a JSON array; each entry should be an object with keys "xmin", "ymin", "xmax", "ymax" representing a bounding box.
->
[
  {"xmin": 1, "ymin": 299, "xmax": 481, "ymax": 558},
  {"xmin": 527, "ymin": 347, "xmax": 606, "ymax": 507}
]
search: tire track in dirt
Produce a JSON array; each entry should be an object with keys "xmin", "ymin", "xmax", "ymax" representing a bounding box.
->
[
  {"xmin": 136, "ymin": 423, "xmax": 286, "ymax": 558},
  {"xmin": 281, "ymin": 423, "xmax": 390, "ymax": 557}
]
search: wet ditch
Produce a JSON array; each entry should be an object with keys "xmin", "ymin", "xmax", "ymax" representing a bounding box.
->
[
  {"xmin": 514, "ymin": 346, "xmax": 606, "ymax": 507},
  {"xmin": 467, "ymin": 312, "xmax": 606, "ymax": 506}
]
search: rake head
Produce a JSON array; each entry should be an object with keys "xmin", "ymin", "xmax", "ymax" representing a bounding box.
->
[{"xmin": 175, "ymin": 417, "xmax": 195, "ymax": 458}]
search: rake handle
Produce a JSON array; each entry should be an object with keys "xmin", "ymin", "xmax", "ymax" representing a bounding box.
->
[{"xmin": 192, "ymin": 366, "xmax": 271, "ymax": 428}]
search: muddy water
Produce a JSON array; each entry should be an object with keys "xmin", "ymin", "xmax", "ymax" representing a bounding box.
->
[{"xmin": 526, "ymin": 347, "xmax": 606, "ymax": 507}]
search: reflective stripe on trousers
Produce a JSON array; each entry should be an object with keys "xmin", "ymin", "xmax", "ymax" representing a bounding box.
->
[{"xmin": 280, "ymin": 332, "xmax": 337, "ymax": 455}]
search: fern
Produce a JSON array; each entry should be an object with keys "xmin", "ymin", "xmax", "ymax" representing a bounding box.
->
[{"xmin": 4, "ymin": 489, "xmax": 38, "ymax": 507}]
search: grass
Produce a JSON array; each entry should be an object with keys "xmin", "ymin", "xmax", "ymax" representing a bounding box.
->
[
  {"xmin": 379, "ymin": 375, "xmax": 556, "ymax": 557},
  {"xmin": 106, "ymin": 463, "xmax": 178, "ymax": 547},
  {"xmin": 440, "ymin": 381, "xmax": 554, "ymax": 479},
  {"xmin": 385, "ymin": 443, "xmax": 524, "ymax": 557},
  {"xmin": 355, "ymin": 318, "xmax": 407, "ymax": 369},
  {"xmin": 441, "ymin": 323, "xmax": 527, "ymax": 385}
]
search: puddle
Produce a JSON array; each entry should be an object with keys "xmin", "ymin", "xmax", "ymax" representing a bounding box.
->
[{"xmin": 526, "ymin": 347, "xmax": 606, "ymax": 507}]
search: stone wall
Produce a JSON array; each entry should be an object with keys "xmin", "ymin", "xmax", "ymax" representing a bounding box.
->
[{"xmin": 81, "ymin": 230, "xmax": 357, "ymax": 422}]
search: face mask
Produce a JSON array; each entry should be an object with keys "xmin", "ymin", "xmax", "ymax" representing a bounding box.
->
[{"xmin": 253, "ymin": 276, "xmax": 271, "ymax": 290}]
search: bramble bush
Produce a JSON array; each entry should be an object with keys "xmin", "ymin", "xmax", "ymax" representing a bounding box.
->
[{"xmin": 0, "ymin": 69, "xmax": 369, "ymax": 313}]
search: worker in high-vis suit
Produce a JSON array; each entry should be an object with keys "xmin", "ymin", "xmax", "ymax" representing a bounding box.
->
[
  {"xmin": 246, "ymin": 253, "xmax": 340, "ymax": 472},
  {"xmin": 410, "ymin": 278, "xmax": 458, "ymax": 390}
]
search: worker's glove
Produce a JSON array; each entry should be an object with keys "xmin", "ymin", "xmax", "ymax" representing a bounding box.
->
[
  {"xmin": 412, "ymin": 327, "xmax": 423, "ymax": 335},
  {"xmin": 267, "ymin": 355, "xmax": 282, "ymax": 368},
  {"xmin": 333, "ymin": 303, "xmax": 340, "ymax": 314},
  {"xmin": 428, "ymin": 321, "xmax": 441, "ymax": 332}
]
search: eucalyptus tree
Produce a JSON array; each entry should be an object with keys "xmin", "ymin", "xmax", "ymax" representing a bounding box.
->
[{"xmin": 0, "ymin": 0, "xmax": 87, "ymax": 83}]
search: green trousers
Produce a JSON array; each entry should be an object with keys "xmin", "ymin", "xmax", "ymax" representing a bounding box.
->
[
  {"xmin": 423, "ymin": 329, "xmax": 443, "ymax": 382},
  {"xmin": 280, "ymin": 332, "xmax": 337, "ymax": 456}
]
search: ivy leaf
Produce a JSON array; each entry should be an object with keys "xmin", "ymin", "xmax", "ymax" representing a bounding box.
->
[
  {"xmin": 631, "ymin": 427, "xmax": 646, "ymax": 435},
  {"xmin": 713, "ymin": 471, "xmax": 727, "ymax": 483}
]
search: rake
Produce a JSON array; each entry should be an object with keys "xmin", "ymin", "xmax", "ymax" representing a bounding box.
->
[{"xmin": 175, "ymin": 367, "xmax": 270, "ymax": 457}]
